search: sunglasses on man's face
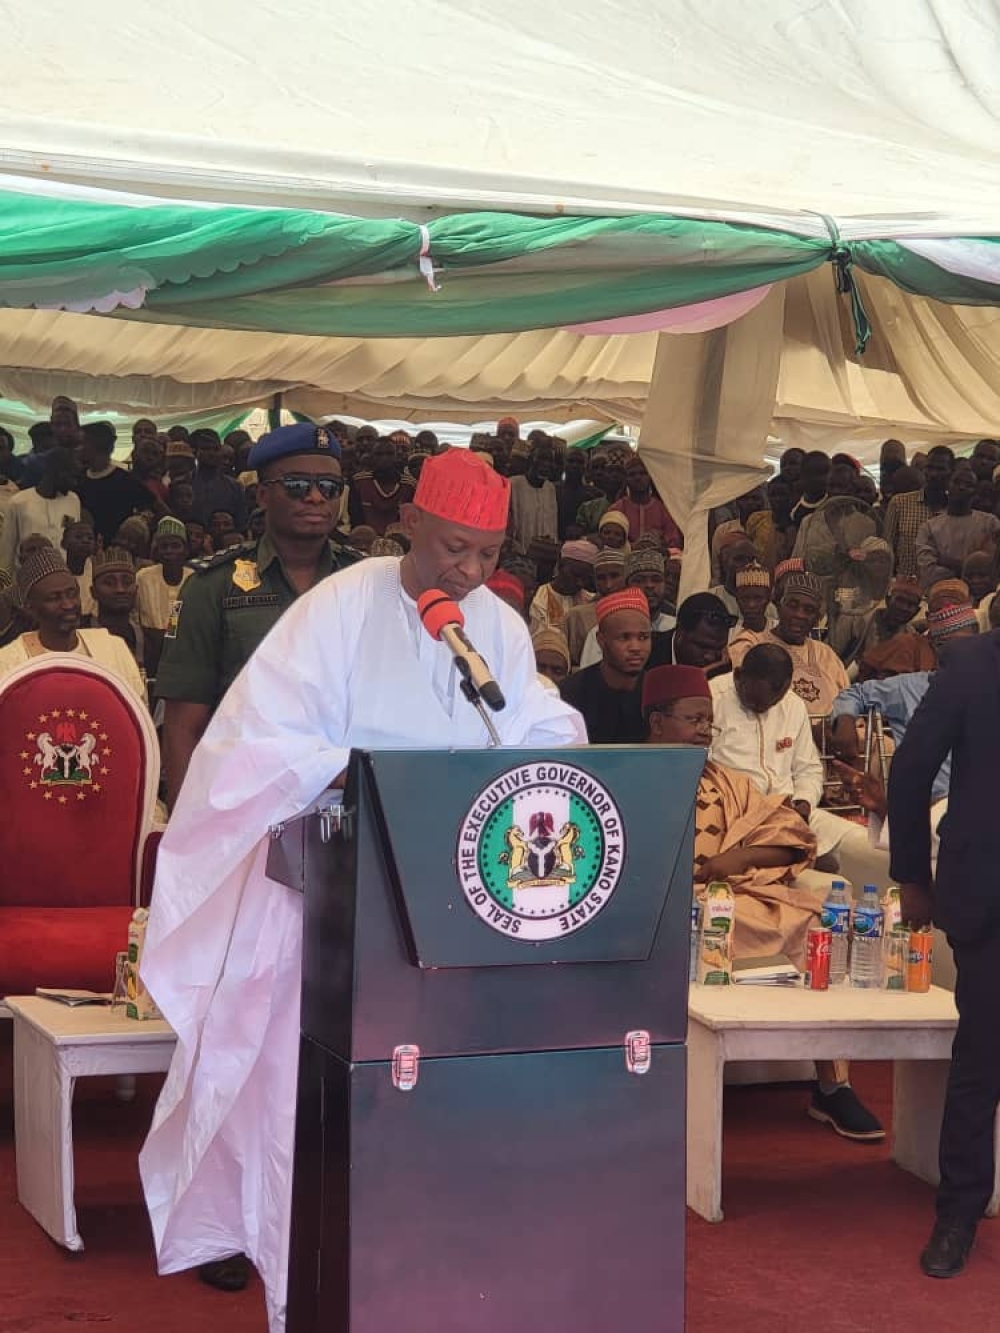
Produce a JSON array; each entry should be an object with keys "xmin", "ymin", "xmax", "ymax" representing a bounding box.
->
[{"xmin": 267, "ymin": 473, "xmax": 344, "ymax": 501}]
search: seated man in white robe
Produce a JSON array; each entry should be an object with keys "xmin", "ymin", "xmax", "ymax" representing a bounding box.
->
[
  {"xmin": 139, "ymin": 449, "xmax": 586, "ymax": 1333},
  {"xmin": 0, "ymin": 547, "xmax": 145, "ymax": 701}
]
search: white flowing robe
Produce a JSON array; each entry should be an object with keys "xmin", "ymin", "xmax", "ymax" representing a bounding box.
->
[{"xmin": 139, "ymin": 557, "xmax": 585, "ymax": 1332}]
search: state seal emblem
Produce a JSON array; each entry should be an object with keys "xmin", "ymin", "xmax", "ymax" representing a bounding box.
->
[{"xmin": 456, "ymin": 761, "xmax": 625, "ymax": 941}]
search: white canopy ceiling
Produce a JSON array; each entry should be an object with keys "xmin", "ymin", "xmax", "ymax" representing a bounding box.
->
[{"xmin": 2, "ymin": 0, "xmax": 1000, "ymax": 233}]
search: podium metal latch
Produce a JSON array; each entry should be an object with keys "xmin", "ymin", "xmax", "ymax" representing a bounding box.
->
[
  {"xmin": 316, "ymin": 803, "xmax": 346, "ymax": 843},
  {"xmin": 624, "ymin": 1030, "xmax": 651, "ymax": 1076},
  {"xmin": 392, "ymin": 1044, "xmax": 421, "ymax": 1091}
]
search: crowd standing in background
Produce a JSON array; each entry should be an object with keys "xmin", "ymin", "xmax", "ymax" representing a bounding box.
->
[{"xmin": 2, "ymin": 399, "xmax": 999, "ymax": 1283}]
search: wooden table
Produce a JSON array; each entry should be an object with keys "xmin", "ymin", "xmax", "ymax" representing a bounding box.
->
[
  {"xmin": 5, "ymin": 995, "xmax": 175, "ymax": 1250},
  {"xmin": 687, "ymin": 983, "xmax": 1000, "ymax": 1222}
]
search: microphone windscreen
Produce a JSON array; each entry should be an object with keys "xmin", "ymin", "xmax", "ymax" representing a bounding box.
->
[{"xmin": 416, "ymin": 588, "xmax": 464, "ymax": 641}]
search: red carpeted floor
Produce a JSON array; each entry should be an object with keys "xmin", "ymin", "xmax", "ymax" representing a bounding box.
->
[{"xmin": 1, "ymin": 1025, "xmax": 998, "ymax": 1332}]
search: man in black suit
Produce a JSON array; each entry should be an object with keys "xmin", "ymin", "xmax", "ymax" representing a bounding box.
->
[
  {"xmin": 888, "ymin": 628, "xmax": 1000, "ymax": 1279},
  {"xmin": 648, "ymin": 591, "xmax": 734, "ymax": 676}
]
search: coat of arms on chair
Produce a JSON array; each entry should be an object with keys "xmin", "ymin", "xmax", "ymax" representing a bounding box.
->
[{"xmin": 23, "ymin": 711, "xmax": 113, "ymax": 802}]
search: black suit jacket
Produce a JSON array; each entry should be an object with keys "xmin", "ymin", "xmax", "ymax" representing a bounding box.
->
[
  {"xmin": 647, "ymin": 630, "xmax": 732, "ymax": 678},
  {"xmin": 888, "ymin": 631, "xmax": 1000, "ymax": 941}
]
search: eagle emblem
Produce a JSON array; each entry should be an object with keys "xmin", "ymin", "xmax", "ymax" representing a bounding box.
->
[
  {"xmin": 21, "ymin": 710, "xmax": 112, "ymax": 804},
  {"xmin": 499, "ymin": 811, "xmax": 584, "ymax": 889}
]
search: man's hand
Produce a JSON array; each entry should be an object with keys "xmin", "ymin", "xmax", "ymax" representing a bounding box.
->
[
  {"xmin": 831, "ymin": 760, "xmax": 887, "ymax": 819},
  {"xmin": 899, "ymin": 882, "xmax": 934, "ymax": 929},
  {"xmin": 830, "ymin": 714, "xmax": 860, "ymax": 761},
  {"xmin": 695, "ymin": 850, "xmax": 750, "ymax": 883},
  {"xmin": 792, "ymin": 800, "xmax": 811, "ymax": 824}
]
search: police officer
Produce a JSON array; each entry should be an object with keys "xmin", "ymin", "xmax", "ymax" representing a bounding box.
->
[{"xmin": 157, "ymin": 423, "xmax": 358, "ymax": 810}]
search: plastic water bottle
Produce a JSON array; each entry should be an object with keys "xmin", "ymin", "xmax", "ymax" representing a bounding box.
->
[
  {"xmin": 850, "ymin": 884, "xmax": 884, "ymax": 988},
  {"xmin": 821, "ymin": 880, "xmax": 851, "ymax": 985},
  {"xmin": 689, "ymin": 898, "xmax": 702, "ymax": 983}
]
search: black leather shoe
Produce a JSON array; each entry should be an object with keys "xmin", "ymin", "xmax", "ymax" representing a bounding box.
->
[
  {"xmin": 920, "ymin": 1220, "xmax": 976, "ymax": 1278},
  {"xmin": 198, "ymin": 1254, "xmax": 251, "ymax": 1291}
]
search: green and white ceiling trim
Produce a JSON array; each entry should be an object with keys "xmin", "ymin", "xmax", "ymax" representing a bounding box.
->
[{"xmin": 2, "ymin": 182, "xmax": 999, "ymax": 346}]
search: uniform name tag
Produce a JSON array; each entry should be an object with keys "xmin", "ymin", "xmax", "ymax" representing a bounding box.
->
[{"xmin": 222, "ymin": 594, "xmax": 282, "ymax": 610}]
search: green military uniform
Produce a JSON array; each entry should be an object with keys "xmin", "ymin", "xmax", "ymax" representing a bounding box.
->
[{"xmin": 156, "ymin": 534, "xmax": 358, "ymax": 709}]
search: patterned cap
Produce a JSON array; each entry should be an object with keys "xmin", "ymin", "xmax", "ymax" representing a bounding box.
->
[
  {"xmin": 927, "ymin": 602, "xmax": 978, "ymax": 641},
  {"xmin": 735, "ymin": 561, "xmax": 772, "ymax": 590},
  {"xmin": 598, "ymin": 511, "xmax": 631, "ymax": 534},
  {"xmin": 531, "ymin": 627, "xmax": 570, "ymax": 669},
  {"xmin": 773, "ymin": 557, "xmax": 804, "ymax": 584},
  {"xmin": 625, "ymin": 547, "xmax": 665, "ymax": 579},
  {"xmin": 414, "ymin": 449, "xmax": 510, "ymax": 531},
  {"xmin": 594, "ymin": 547, "xmax": 627, "ymax": 571},
  {"xmin": 928, "ymin": 578, "xmax": 970, "ymax": 611},
  {"xmin": 92, "ymin": 546, "xmax": 135, "ymax": 577},
  {"xmin": 596, "ymin": 587, "xmax": 650, "ymax": 623},
  {"xmin": 781, "ymin": 572, "xmax": 824, "ymax": 605},
  {"xmin": 16, "ymin": 548, "xmax": 72, "ymax": 605},
  {"xmin": 560, "ymin": 538, "xmax": 600, "ymax": 566},
  {"xmin": 155, "ymin": 516, "xmax": 188, "ymax": 540},
  {"xmin": 165, "ymin": 441, "xmax": 195, "ymax": 459}
]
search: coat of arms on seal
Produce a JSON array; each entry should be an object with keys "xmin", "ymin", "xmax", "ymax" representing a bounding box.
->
[{"xmin": 456, "ymin": 761, "xmax": 625, "ymax": 941}]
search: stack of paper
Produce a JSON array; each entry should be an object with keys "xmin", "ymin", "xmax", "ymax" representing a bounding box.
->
[
  {"xmin": 35, "ymin": 988, "xmax": 112, "ymax": 1007},
  {"xmin": 732, "ymin": 955, "xmax": 801, "ymax": 986}
]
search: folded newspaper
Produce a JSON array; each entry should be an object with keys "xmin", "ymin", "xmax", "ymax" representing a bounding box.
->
[
  {"xmin": 36, "ymin": 988, "xmax": 112, "ymax": 1007},
  {"xmin": 732, "ymin": 955, "xmax": 801, "ymax": 986}
]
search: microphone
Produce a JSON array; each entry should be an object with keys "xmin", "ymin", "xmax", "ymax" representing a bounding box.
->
[{"xmin": 417, "ymin": 589, "xmax": 506, "ymax": 712}]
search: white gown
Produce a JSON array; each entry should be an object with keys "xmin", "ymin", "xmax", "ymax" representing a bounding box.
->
[{"xmin": 138, "ymin": 558, "xmax": 585, "ymax": 1332}]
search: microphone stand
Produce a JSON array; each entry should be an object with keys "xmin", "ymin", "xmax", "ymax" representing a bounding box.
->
[{"xmin": 457, "ymin": 672, "xmax": 502, "ymax": 747}]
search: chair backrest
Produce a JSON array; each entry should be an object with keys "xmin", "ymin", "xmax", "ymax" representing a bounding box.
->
[{"xmin": 0, "ymin": 657, "xmax": 159, "ymax": 907}]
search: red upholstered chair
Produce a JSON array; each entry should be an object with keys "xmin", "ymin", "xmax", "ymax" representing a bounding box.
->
[{"xmin": 0, "ymin": 657, "xmax": 160, "ymax": 999}]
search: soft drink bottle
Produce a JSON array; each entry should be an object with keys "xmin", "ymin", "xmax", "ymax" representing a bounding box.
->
[
  {"xmin": 850, "ymin": 884, "xmax": 884, "ymax": 989},
  {"xmin": 821, "ymin": 879, "xmax": 851, "ymax": 985},
  {"xmin": 689, "ymin": 897, "xmax": 702, "ymax": 984},
  {"xmin": 882, "ymin": 887, "xmax": 908, "ymax": 990}
]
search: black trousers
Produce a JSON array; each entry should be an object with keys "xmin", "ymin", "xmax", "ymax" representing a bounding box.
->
[{"xmin": 937, "ymin": 929, "xmax": 1000, "ymax": 1223}]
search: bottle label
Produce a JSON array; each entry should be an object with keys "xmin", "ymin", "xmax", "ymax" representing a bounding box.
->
[
  {"xmin": 821, "ymin": 902, "xmax": 851, "ymax": 933},
  {"xmin": 852, "ymin": 908, "xmax": 884, "ymax": 940}
]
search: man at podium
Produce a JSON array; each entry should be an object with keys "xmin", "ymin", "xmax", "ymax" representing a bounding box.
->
[{"xmin": 139, "ymin": 449, "xmax": 586, "ymax": 1333}]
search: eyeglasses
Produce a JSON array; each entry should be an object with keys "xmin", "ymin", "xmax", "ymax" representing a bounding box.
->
[
  {"xmin": 265, "ymin": 474, "xmax": 344, "ymax": 501},
  {"xmin": 671, "ymin": 713, "xmax": 720, "ymax": 733}
]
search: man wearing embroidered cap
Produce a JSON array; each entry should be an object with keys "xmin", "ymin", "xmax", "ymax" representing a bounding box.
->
[
  {"xmin": 156, "ymin": 423, "xmax": 358, "ymax": 807},
  {"xmin": 528, "ymin": 537, "xmax": 598, "ymax": 636},
  {"xmin": 730, "ymin": 571, "xmax": 849, "ymax": 714},
  {"xmin": 0, "ymin": 547, "xmax": 144, "ymax": 699},
  {"xmin": 139, "ymin": 446, "xmax": 585, "ymax": 1331},
  {"xmin": 136, "ymin": 517, "xmax": 192, "ymax": 678},
  {"xmin": 564, "ymin": 546, "xmax": 626, "ymax": 665},
  {"xmin": 559, "ymin": 587, "xmax": 651, "ymax": 742},
  {"xmin": 579, "ymin": 546, "xmax": 674, "ymax": 669}
]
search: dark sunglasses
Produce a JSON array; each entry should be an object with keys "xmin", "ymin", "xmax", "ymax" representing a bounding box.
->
[{"xmin": 266, "ymin": 473, "xmax": 344, "ymax": 501}]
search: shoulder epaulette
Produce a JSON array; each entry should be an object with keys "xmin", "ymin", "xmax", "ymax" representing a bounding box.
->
[
  {"xmin": 330, "ymin": 538, "xmax": 365, "ymax": 565},
  {"xmin": 190, "ymin": 540, "xmax": 257, "ymax": 575}
]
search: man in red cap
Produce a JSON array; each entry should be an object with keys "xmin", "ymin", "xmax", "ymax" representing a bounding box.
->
[
  {"xmin": 559, "ymin": 587, "xmax": 651, "ymax": 743},
  {"xmin": 643, "ymin": 664, "xmax": 885, "ymax": 1144},
  {"xmin": 139, "ymin": 447, "xmax": 585, "ymax": 1333}
]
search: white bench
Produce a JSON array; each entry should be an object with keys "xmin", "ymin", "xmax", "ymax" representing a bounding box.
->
[
  {"xmin": 687, "ymin": 983, "xmax": 1000, "ymax": 1222},
  {"xmin": 6, "ymin": 995, "xmax": 176, "ymax": 1250}
]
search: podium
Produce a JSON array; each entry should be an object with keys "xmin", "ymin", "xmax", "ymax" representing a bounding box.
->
[{"xmin": 268, "ymin": 745, "xmax": 703, "ymax": 1333}]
